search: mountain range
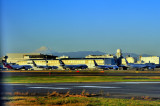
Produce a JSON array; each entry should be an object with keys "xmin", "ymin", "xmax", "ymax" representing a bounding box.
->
[{"xmin": 33, "ymin": 46, "xmax": 156, "ymax": 58}]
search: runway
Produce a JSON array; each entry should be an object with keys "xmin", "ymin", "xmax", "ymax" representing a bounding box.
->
[{"xmin": 2, "ymin": 82, "xmax": 160, "ymax": 99}]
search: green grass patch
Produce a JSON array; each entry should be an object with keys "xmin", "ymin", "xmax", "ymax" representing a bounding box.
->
[{"xmin": 2, "ymin": 76, "xmax": 160, "ymax": 83}]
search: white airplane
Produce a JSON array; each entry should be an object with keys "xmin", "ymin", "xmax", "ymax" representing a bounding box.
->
[
  {"xmin": 124, "ymin": 58, "xmax": 156, "ymax": 70},
  {"xmin": 32, "ymin": 60, "xmax": 58, "ymax": 69},
  {"xmin": 59, "ymin": 59, "xmax": 88, "ymax": 70},
  {"xmin": 93, "ymin": 60, "xmax": 119, "ymax": 70},
  {"xmin": 2, "ymin": 60, "xmax": 32, "ymax": 70}
]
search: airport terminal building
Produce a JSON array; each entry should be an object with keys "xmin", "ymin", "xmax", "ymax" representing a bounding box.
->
[
  {"xmin": 3, "ymin": 53, "xmax": 118, "ymax": 69},
  {"xmin": 3, "ymin": 49, "xmax": 160, "ymax": 69},
  {"xmin": 16, "ymin": 58, "xmax": 117, "ymax": 69},
  {"xmin": 5, "ymin": 53, "xmax": 57, "ymax": 63}
]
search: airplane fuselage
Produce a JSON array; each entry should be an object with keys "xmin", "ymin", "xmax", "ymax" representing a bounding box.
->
[
  {"xmin": 127, "ymin": 63, "xmax": 155, "ymax": 70},
  {"xmin": 62, "ymin": 64, "xmax": 88, "ymax": 70},
  {"xmin": 34, "ymin": 65, "xmax": 58, "ymax": 69}
]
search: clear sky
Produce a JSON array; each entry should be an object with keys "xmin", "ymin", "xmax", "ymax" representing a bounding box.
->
[{"xmin": 1, "ymin": 0, "xmax": 160, "ymax": 56}]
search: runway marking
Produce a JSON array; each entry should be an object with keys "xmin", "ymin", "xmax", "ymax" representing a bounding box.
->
[
  {"xmin": 117, "ymin": 82, "xmax": 160, "ymax": 84},
  {"xmin": 76, "ymin": 86, "xmax": 120, "ymax": 88},
  {"xmin": 28, "ymin": 87, "xmax": 70, "ymax": 89}
]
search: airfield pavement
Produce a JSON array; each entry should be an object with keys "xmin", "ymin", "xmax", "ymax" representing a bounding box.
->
[
  {"xmin": 2, "ymin": 82, "xmax": 160, "ymax": 99},
  {"xmin": 1, "ymin": 70, "xmax": 160, "ymax": 104}
]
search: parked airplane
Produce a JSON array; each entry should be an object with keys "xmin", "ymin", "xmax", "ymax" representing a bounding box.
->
[
  {"xmin": 0, "ymin": 65, "xmax": 4, "ymax": 70},
  {"xmin": 59, "ymin": 59, "xmax": 88, "ymax": 70},
  {"xmin": 32, "ymin": 60, "xmax": 58, "ymax": 70},
  {"xmin": 125, "ymin": 58, "xmax": 155, "ymax": 70},
  {"xmin": 93, "ymin": 60, "xmax": 119, "ymax": 70},
  {"xmin": 145, "ymin": 63, "xmax": 156, "ymax": 69},
  {"xmin": 2, "ymin": 60, "xmax": 32, "ymax": 70}
]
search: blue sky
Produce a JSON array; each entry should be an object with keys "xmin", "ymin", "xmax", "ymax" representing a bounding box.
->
[{"xmin": 1, "ymin": 0, "xmax": 160, "ymax": 56}]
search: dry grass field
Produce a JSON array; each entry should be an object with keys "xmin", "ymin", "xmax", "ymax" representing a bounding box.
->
[{"xmin": 4, "ymin": 91, "xmax": 160, "ymax": 106}]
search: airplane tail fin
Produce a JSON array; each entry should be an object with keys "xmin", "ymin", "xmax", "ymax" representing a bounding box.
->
[
  {"xmin": 32, "ymin": 60, "xmax": 37, "ymax": 67},
  {"xmin": 125, "ymin": 58, "xmax": 129, "ymax": 65},
  {"xmin": 2, "ymin": 60, "xmax": 13, "ymax": 69},
  {"xmin": 93, "ymin": 60, "xmax": 98, "ymax": 66},
  {"xmin": 59, "ymin": 59, "xmax": 65, "ymax": 66}
]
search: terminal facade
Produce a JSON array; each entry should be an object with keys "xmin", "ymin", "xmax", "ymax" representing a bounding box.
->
[{"xmin": 2, "ymin": 49, "xmax": 160, "ymax": 69}]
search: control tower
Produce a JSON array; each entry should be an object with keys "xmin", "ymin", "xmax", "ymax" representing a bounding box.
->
[
  {"xmin": 116, "ymin": 49, "xmax": 122, "ymax": 58},
  {"xmin": 116, "ymin": 49, "xmax": 122, "ymax": 66}
]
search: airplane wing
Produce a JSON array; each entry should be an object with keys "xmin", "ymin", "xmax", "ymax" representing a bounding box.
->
[
  {"xmin": 51, "ymin": 66, "xmax": 58, "ymax": 69},
  {"xmin": 77, "ymin": 64, "xmax": 88, "ymax": 69},
  {"xmin": 12, "ymin": 65, "xmax": 32, "ymax": 70},
  {"xmin": 97, "ymin": 66, "xmax": 109, "ymax": 70}
]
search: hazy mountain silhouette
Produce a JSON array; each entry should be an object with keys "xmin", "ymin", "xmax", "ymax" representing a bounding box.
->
[
  {"xmin": 34, "ymin": 46, "xmax": 155, "ymax": 58},
  {"xmin": 121, "ymin": 53, "xmax": 154, "ymax": 58},
  {"xmin": 53, "ymin": 51, "xmax": 105, "ymax": 58},
  {"xmin": 34, "ymin": 46, "xmax": 106, "ymax": 58}
]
